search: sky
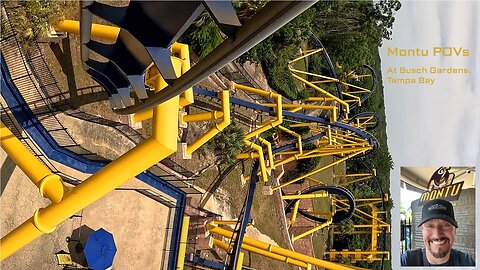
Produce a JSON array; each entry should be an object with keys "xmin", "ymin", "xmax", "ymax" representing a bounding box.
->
[
  {"xmin": 380, "ymin": 1, "xmax": 479, "ymax": 166},
  {"xmin": 378, "ymin": 1, "xmax": 479, "ymax": 268},
  {"xmin": 400, "ymin": 186, "xmax": 421, "ymax": 210}
]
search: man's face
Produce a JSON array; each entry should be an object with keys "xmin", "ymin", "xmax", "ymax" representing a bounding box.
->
[{"xmin": 421, "ymin": 219, "xmax": 456, "ymax": 261}]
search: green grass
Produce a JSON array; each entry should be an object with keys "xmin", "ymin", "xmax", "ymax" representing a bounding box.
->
[
  {"xmin": 3, "ymin": 1, "xmax": 76, "ymax": 51},
  {"xmin": 309, "ymin": 156, "xmax": 346, "ymax": 259}
]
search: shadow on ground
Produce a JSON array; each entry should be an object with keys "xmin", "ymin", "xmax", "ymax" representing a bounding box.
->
[
  {"xmin": 49, "ymin": 38, "xmax": 108, "ymax": 108},
  {"xmin": 1, "ymin": 156, "xmax": 16, "ymax": 196},
  {"xmin": 67, "ymin": 224, "xmax": 95, "ymax": 267}
]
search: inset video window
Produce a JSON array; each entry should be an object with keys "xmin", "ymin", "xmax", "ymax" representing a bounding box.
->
[{"xmin": 400, "ymin": 166, "xmax": 476, "ymax": 267}]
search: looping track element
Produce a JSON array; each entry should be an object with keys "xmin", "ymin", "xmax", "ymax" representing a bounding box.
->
[
  {"xmin": 291, "ymin": 35, "xmax": 377, "ymax": 121},
  {"xmin": 345, "ymin": 64, "xmax": 377, "ymax": 111},
  {"xmin": 284, "ymin": 185, "xmax": 356, "ymax": 224}
]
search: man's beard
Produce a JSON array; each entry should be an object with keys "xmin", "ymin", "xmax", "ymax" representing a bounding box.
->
[
  {"xmin": 428, "ymin": 238, "xmax": 450, "ymax": 258},
  {"xmin": 430, "ymin": 248, "xmax": 449, "ymax": 258}
]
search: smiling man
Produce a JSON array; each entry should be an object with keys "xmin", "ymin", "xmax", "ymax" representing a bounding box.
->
[{"xmin": 401, "ymin": 199, "xmax": 475, "ymax": 266}]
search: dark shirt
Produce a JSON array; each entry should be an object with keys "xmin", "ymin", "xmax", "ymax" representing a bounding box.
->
[{"xmin": 401, "ymin": 248, "xmax": 475, "ymax": 266}]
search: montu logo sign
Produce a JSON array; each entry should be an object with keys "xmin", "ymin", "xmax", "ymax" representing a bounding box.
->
[
  {"xmin": 419, "ymin": 182, "xmax": 464, "ymax": 205},
  {"xmin": 419, "ymin": 167, "xmax": 464, "ymax": 206}
]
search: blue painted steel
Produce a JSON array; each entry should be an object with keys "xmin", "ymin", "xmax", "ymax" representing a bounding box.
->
[
  {"xmin": 87, "ymin": 34, "xmax": 150, "ymax": 76},
  {"xmin": 86, "ymin": 67, "xmax": 119, "ymax": 97},
  {"xmin": 84, "ymin": 228, "xmax": 117, "ymax": 270},
  {"xmin": 88, "ymin": 1, "xmax": 204, "ymax": 48},
  {"xmin": 194, "ymin": 86, "xmax": 270, "ymax": 113},
  {"xmin": 309, "ymin": 34, "xmax": 345, "ymax": 120},
  {"xmin": 1, "ymin": 55, "xmax": 185, "ymax": 270},
  {"xmin": 284, "ymin": 185, "xmax": 356, "ymax": 224},
  {"xmin": 186, "ymin": 253, "xmax": 225, "ymax": 269},
  {"xmin": 229, "ymin": 160, "xmax": 259, "ymax": 269},
  {"xmin": 351, "ymin": 64, "xmax": 377, "ymax": 110}
]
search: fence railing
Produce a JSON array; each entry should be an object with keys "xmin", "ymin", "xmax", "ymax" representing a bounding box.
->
[
  {"xmin": 65, "ymin": 109, "xmax": 202, "ymax": 194},
  {"xmin": 0, "ymin": 104, "xmax": 59, "ymax": 173},
  {"xmin": 1, "ymin": 6, "xmax": 188, "ymax": 268},
  {"xmin": 1, "ymin": 5, "xmax": 201, "ymax": 195},
  {"xmin": 1, "ymin": 8, "xmax": 96, "ymax": 153}
]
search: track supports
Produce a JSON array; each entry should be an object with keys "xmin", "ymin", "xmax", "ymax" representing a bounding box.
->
[
  {"xmin": 0, "ymin": 66, "xmax": 181, "ymax": 262},
  {"xmin": 207, "ymin": 223, "xmax": 368, "ymax": 270},
  {"xmin": 233, "ymin": 83, "xmax": 283, "ymax": 182},
  {"xmin": 0, "ymin": 122, "xmax": 70, "ymax": 203}
]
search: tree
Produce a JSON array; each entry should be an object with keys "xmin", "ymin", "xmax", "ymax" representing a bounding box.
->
[
  {"xmin": 206, "ymin": 124, "xmax": 246, "ymax": 165},
  {"xmin": 181, "ymin": 12, "xmax": 223, "ymax": 59},
  {"xmin": 313, "ymin": 1, "xmax": 401, "ymax": 46},
  {"xmin": 373, "ymin": 0, "xmax": 402, "ymax": 41},
  {"xmin": 272, "ymin": 7, "xmax": 316, "ymax": 45},
  {"xmin": 337, "ymin": 219, "xmax": 355, "ymax": 234},
  {"xmin": 232, "ymin": 0, "xmax": 268, "ymax": 23}
]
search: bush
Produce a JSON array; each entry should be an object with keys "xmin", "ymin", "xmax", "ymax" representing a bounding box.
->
[
  {"xmin": 3, "ymin": 1, "xmax": 76, "ymax": 50},
  {"xmin": 280, "ymin": 143, "xmax": 321, "ymax": 184},
  {"xmin": 240, "ymin": 16, "xmax": 316, "ymax": 100},
  {"xmin": 282, "ymin": 170, "xmax": 302, "ymax": 183},
  {"xmin": 181, "ymin": 12, "xmax": 223, "ymax": 59},
  {"xmin": 299, "ymin": 156, "xmax": 320, "ymax": 173},
  {"xmin": 206, "ymin": 123, "xmax": 246, "ymax": 165},
  {"xmin": 298, "ymin": 143, "xmax": 321, "ymax": 173},
  {"xmin": 337, "ymin": 219, "xmax": 355, "ymax": 234},
  {"xmin": 257, "ymin": 44, "xmax": 300, "ymax": 100}
]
